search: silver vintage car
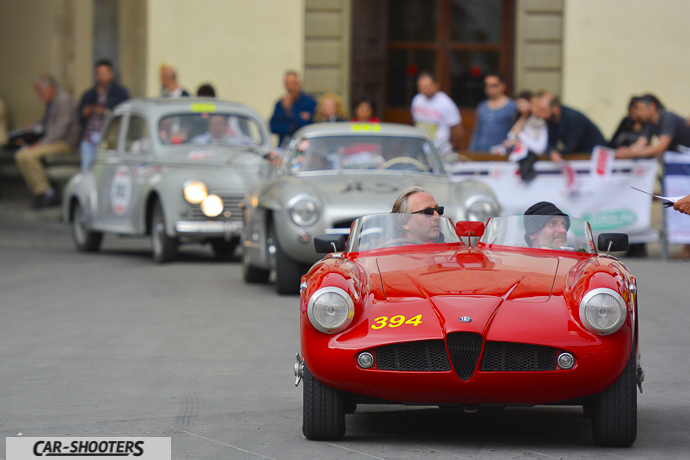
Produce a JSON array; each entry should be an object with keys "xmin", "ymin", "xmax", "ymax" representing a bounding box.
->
[
  {"xmin": 63, "ymin": 98, "xmax": 272, "ymax": 262},
  {"xmin": 242, "ymin": 122, "xmax": 501, "ymax": 294}
]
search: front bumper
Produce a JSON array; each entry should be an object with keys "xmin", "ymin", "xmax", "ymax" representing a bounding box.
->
[{"xmin": 175, "ymin": 220, "xmax": 243, "ymax": 238}]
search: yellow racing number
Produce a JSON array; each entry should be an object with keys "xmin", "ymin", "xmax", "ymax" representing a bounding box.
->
[{"xmin": 371, "ymin": 314, "xmax": 422, "ymax": 329}]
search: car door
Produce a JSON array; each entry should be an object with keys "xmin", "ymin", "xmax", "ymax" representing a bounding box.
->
[
  {"xmin": 93, "ymin": 112, "xmax": 126, "ymax": 230},
  {"xmin": 121, "ymin": 112, "xmax": 153, "ymax": 233}
]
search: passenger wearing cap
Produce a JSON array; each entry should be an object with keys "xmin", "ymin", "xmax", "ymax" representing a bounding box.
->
[
  {"xmin": 391, "ymin": 186, "xmax": 445, "ymax": 243},
  {"xmin": 524, "ymin": 201, "xmax": 570, "ymax": 250}
]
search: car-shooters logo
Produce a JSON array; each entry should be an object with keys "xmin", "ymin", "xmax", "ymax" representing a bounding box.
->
[{"xmin": 6, "ymin": 437, "xmax": 171, "ymax": 460}]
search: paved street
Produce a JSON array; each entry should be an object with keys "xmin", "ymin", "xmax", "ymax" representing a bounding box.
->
[{"xmin": 0, "ymin": 204, "xmax": 688, "ymax": 459}]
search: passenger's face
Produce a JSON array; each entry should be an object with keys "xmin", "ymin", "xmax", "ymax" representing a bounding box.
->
[
  {"xmin": 208, "ymin": 115, "xmax": 227, "ymax": 139},
  {"xmin": 403, "ymin": 192, "xmax": 441, "ymax": 241},
  {"xmin": 530, "ymin": 216, "xmax": 568, "ymax": 250},
  {"xmin": 417, "ymin": 76, "xmax": 438, "ymax": 99}
]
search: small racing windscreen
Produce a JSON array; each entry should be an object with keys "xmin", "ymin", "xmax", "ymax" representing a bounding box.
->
[
  {"xmin": 346, "ymin": 214, "xmax": 462, "ymax": 252},
  {"xmin": 159, "ymin": 113, "xmax": 264, "ymax": 146},
  {"xmin": 479, "ymin": 215, "xmax": 597, "ymax": 253},
  {"xmin": 287, "ymin": 135, "xmax": 444, "ymax": 173}
]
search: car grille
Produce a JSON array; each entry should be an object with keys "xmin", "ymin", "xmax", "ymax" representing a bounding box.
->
[
  {"xmin": 189, "ymin": 193, "xmax": 244, "ymax": 221},
  {"xmin": 446, "ymin": 332, "xmax": 483, "ymax": 380},
  {"xmin": 481, "ymin": 342, "xmax": 557, "ymax": 372},
  {"xmin": 376, "ymin": 340, "xmax": 450, "ymax": 371}
]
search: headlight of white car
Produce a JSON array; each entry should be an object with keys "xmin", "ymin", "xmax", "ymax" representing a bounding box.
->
[
  {"xmin": 465, "ymin": 196, "xmax": 495, "ymax": 222},
  {"xmin": 288, "ymin": 194, "xmax": 319, "ymax": 226},
  {"xmin": 308, "ymin": 286, "xmax": 355, "ymax": 334},
  {"xmin": 201, "ymin": 194, "xmax": 223, "ymax": 217},
  {"xmin": 183, "ymin": 180, "xmax": 208, "ymax": 204},
  {"xmin": 579, "ymin": 288, "xmax": 627, "ymax": 335}
]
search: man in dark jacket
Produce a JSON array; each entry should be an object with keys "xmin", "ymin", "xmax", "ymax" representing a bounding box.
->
[
  {"xmin": 534, "ymin": 92, "xmax": 606, "ymax": 162},
  {"xmin": 77, "ymin": 59, "xmax": 129, "ymax": 170},
  {"xmin": 269, "ymin": 71, "xmax": 316, "ymax": 146}
]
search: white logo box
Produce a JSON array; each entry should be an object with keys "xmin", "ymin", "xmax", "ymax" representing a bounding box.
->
[{"xmin": 6, "ymin": 437, "xmax": 171, "ymax": 460}]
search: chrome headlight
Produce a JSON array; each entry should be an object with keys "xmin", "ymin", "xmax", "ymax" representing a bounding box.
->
[
  {"xmin": 579, "ymin": 288, "xmax": 627, "ymax": 335},
  {"xmin": 465, "ymin": 196, "xmax": 495, "ymax": 223},
  {"xmin": 183, "ymin": 180, "xmax": 208, "ymax": 204},
  {"xmin": 288, "ymin": 194, "xmax": 319, "ymax": 227},
  {"xmin": 307, "ymin": 286, "xmax": 355, "ymax": 334},
  {"xmin": 201, "ymin": 194, "xmax": 223, "ymax": 217}
]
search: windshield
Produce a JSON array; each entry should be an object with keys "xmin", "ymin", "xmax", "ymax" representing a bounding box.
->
[
  {"xmin": 479, "ymin": 215, "xmax": 596, "ymax": 253},
  {"xmin": 159, "ymin": 113, "xmax": 264, "ymax": 146},
  {"xmin": 346, "ymin": 214, "xmax": 462, "ymax": 252},
  {"xmin": 287, "ymin": 135, "xmax": 443, "ymax": 174}
]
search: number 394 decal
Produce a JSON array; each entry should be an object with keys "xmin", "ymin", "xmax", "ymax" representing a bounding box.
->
[{"xmin": 372, "ymin": 315, "xmax": 422, "ymax": 329}]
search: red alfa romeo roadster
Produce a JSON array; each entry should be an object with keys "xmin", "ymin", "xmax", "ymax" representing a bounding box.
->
[{"xmin": 295, "ymin": 213, "xmax": 642, "ymax": 447}]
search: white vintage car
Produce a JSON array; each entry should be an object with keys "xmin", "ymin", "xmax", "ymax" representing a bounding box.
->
[{"xmin": 62, "ymin": 98, "xmax": 272, "ymax": 262}]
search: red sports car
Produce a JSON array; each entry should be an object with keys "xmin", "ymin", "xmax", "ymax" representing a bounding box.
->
[{"xmin": 295, "ymin": 213, "xmax": 642, "ymax": 447}]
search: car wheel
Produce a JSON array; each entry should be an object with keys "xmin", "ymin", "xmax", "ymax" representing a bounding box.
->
[
  {"xmin": 210, "ymin": 237, "xmax": 239, "ymax": 261},
  {"xmin": 151, "ymin": 200, "xmax": 178, "ymax": 263},
  {"xmin": 302, "ymin": 365, "xmax": 346, "ymax": 441},
  {"xmin": 72, "ymin": 201, "xmax": 102, "ymax": 252},
  {"xmin": 243, "ymin": 253, "xmax": 270, "ymax": 283},
  {"xmin": 591, "ymin": 340, "xmax": 637, "ymax": 447},
  {"xmin": 271, "ymin": 223, "xmax": 304, "ymax": 295}
]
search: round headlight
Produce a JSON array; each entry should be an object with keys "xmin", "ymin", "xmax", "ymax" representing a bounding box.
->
[
  {"xmin": 288, "ymin": 194, "xmax": 319, "ymax": 227},
  {"xmin": 465, "ymin": 196, "xmax": 495, "ymax": 223},
  {"xmin": 183, "ymin": 180, "xmax": 208, "ymax": 204},
  {"xmin": 201, "ymin": 194, "xmax": 223, "ymax": 217},
  {"xmin": 307, "ymin": 286, "xmax": 355, "ymax": 334},
  {"xmin": 579, "ymin": 288, "xmax": 627, "ymax": 335}
]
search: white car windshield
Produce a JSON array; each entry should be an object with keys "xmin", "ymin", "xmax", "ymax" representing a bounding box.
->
[
  {"xmin": 159, "ymin": 113, "xmax": 264, "ymax": 146},
  {"xmin": 346, "ymin": 214, "xmax": 462, "ymax": 252},
  {"xmin": 287, "ymin": 135, "xmax": 443, "ymax": 173},
  {"xmin": 479, "ymin": 215, "xmax": 597, "ymax": 253}
]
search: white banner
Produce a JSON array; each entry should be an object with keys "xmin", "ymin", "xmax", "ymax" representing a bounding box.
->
[
  {"xmin": 449, "ymin": 158, "xmax": 659, "ymax": 243},
  {"xmin": 663, "ymin": 152, "xmax": 690, "ymax": 243},
  {"xmin": 6, "ymin": 437, "xmax": 171, "ymax": 460}
]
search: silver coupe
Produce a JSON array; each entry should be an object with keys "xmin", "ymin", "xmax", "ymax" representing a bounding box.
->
[
  {"xmin": 63, "ymin": 98, "xmax": 272, "ymax": 262},
  {"xmin": 242, "ymin": 122, "xmax": 501, "ymax": 294}
]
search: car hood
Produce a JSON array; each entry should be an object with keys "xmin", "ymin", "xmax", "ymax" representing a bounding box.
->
[
  {"xmin": 375, "ymin": 247, "xmax": 559, "ymax": 302},
  {"xmin": 156, "ymin": 145, "xmax": 267, "ymax": 168},
  {"xmin": 289, "ymin": 172, "xmax": 452, "ymax": 209}
]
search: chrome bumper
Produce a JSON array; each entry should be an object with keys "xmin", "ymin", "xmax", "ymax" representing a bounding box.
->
[{"xmin": 175, "ymin": 220, "xmax": 243, "ymax": 237}]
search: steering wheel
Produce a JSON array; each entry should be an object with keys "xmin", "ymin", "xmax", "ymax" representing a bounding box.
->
[
  {"xmin": 380, "ymin": 156, "xmax": 428, "ymax": 172},
  {"xmin": 378, "ymin": 238, "xmax": 423, "ymax": 248}
]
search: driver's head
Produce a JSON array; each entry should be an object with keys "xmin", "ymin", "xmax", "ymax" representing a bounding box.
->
[
  {"xmin": 392, "ymin": 187, "xmax": 442, "ymax": 242},
  {"xmin": 523, "ymin": 202, "xmax": 570, "ymax": 249},
  {"xmin": 208, "ymin": 115, "xmax": 228, "ymax": 139}
]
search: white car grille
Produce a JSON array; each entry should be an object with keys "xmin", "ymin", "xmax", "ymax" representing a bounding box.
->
[{"xmin": 189, "ymin": 193, "xmax": 244, "ymax": 221}]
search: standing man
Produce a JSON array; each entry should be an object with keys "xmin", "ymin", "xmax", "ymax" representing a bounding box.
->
[
  {"xmin": 533, "ymin": 92, "xmax": 606, "ymax": 162},
  {"xmin": 77, "ymin": 59, "xmax": 129, "ymax": 170},
  {"xmin": 160, "ymin": 65, "xmax": 189, "ymax": 98},
  {"xmin": 411, "ymin": 71, "xmax": 463, "ymax": 162},
  {"xmin": 269, "ymin": 71, "xmax": 316, "ymax": 146},
  {"xmin": 15, "ymin": 75, "xmax": 79, "ymax": 208},
  {"xmin": 469, "ymin": 73, "xmax": 516, "ymax": 152}
]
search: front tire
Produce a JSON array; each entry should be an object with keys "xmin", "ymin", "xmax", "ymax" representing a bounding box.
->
[
  {"xmin": 591, "ymin": 340, "xmax": 637, "ymax": 447},
  {"xmin": 72, "ymin": 201, "xmax": 102, "ymax": 252},
  {"xmin": 302, "ymin": 366, "xmax": 346, "ymax": 440},
  {"xmin": 271, "ymin": 224, "xmax": 304, "ymax": 295},
  {"xmin": 151, "ymin": 200, "xmax": 178, "ymax": 263}
]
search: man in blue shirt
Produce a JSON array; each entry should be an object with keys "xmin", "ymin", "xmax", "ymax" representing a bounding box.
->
[
  {"xmin": 534, "ymin": 92, "xmax": 606, "ymax": 162},
  {"xmin": 469, "ymin": 73, "xmax": 516, "ymax": 152},
  {"xmin": 270, "ymin": 71, "xmax": 316, "ymax": 146}
]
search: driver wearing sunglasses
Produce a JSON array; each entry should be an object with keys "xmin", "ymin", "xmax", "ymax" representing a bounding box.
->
[{"xmin": 391, "ymin": 186, "xmax": 444, "ymax": 243}]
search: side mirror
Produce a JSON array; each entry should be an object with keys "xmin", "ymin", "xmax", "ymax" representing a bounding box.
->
[
  {"xmin": 314, "ymin": 234, "xmax": 347, "ymax": 253},
  {"xmin": 455, "ymin": 221, "xmax": 485, "ymax": 238},
  {"xmin": 597, "ymin": 233, "xmax": 629, "ymax": 252}
]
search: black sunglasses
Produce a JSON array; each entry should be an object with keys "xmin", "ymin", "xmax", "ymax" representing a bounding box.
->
[{"xmin": 412, "ymin": 206, "xmax": 444, "ymax": 217}]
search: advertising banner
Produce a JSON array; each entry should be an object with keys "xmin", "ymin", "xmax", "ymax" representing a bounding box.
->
[
  {"xmin": 663, "ymin": 152, "xmax": 690, "ymax": 243},
  {"xmin": 449, "ymin": 158, "xmax": 659, "ymax": 243}
]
